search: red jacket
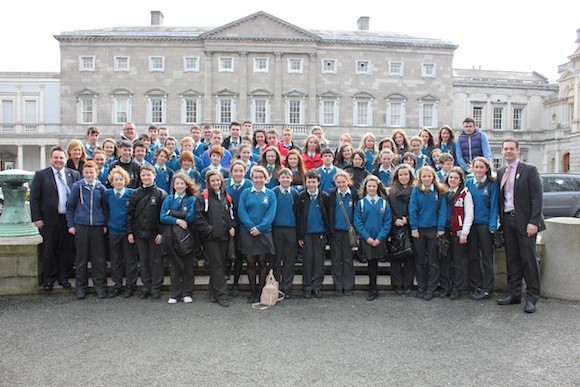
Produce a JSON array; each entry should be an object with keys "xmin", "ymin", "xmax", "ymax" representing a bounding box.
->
[{"xmin": 302, "ymin": 152, "xmax": 322, "ymax": 170}]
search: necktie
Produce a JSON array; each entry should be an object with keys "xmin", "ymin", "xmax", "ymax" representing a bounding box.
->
[
  {"xmin": 233, "ymin": 184, "xmax": 239, "ymax": 191},
  {"xmin": 232, "ymin": 142, "xmax": 238, "ymax": 148},
  {"xmin": 324, "ymin": 168, "xmax": 330, "ymax": 174},
  {"xmin": 475, "ymin": 181, "xmax": 481, "ymax": 189},
  {"xmin": 56, "ymin": 171, "xmax": 70, "ymax": 196},
  {"xmin": 501, "ymin": 165, "xmax": 512, "ymax": 190},
  {"xmin": 87, "ymin": 184, "xmax": 93, "ymax": 191},
  {"xmin": 310, "ymin": 194, "xmax": 315, "ymax": 200},
  {"xmin": 116, "ymin": 192, "xmax": 121, "ymax": 198},
  {"xmin": 371, "ymin": 198, "xmax": 376, "ymax": 205}
]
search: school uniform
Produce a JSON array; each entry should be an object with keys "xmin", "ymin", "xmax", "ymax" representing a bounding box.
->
[
  {"xmin": 354, "ymin": 195, "xmax": 392, "ymax": 298},
  {"xmin": 161, "ymin": 193, "xmax": 196, "ymax": 300},
  {"xmin": 199, "ymin": 165, "xmax": 229, "ymax": 189},
  {"xmin": 409, "ymin": 185, "xmax": 448, "ymax": 298},
  {"xmin": 154, "ymin": 164, "xmax": 174, "ymax": 194},
  {"xmin": 296, "ymin": 189, "xmax": 330, "ymax": 297},
  {"xmin": 272, "ymin": 185, "xmax": 299, "ymax": 295},
  {"xmin": 436, "ymin": 169, "xmax": 449, "ymax": 183},
  {"xmin": 329, "ymin": 187, "xmax": 359, "ymax": 295},
  {"xmin": 318, "ymin": 165, "xmax": 338, "ymax": 194},
  {"xmin": 193, "ymin": 141, "xmax": 207, "ymax": 158},
  {"xmin": 237, "ymin": 186, "xmax": 277, "ymax": 255},
  {"xmin": 85, "ymin": 142, "xmax": 99, "ymax": 160},
  {"xmin": 388, "ymin": 184, "xmax": 415, "ymax": 293},
  {"xmin": 66, "ymin": 179, "xmax": 109, "ymax": 298},
  {"xmin": 166, "ymin": 154, "xmax": 181, "ymax": 172},
  {"xmin": 106, "ymin": 187, "xmax": 137, "ymax": 295},
  {"xmin": 344, "ymin": 165, "xmax": 369, "ymax": 193},
  {"xmin": 413, "ymin": 152, "xmax": 432, "ymax": 168},
  {"xmin": 465, "ymin": 176, "xmax": 499, "ymax": 298},
  {"xmin": 373, "ymin": 164, "xmax": 394, "ymax": 188},
  {"xmin": 264, "ymin": 165, "xmax": 279, "ymax": 189},
  {"xmin": 110, "ymin": 158, "xmax": 141, "ymax": 189},
  {"xmin": 202, "ymin": 148, "xmax": 233, "ymax": 168},
  {"xmin": 225, "ymin": 178, "xmax": 252, "ymax": 292},
  {"xmin": 179, "ymin": 168, "xmax": 200, "ymax": 184},
  {"xmin": 290, "ymin": 168, "xmax": 305, "ymax": 192},
  {"xmin": 97, "ymin": 165, "xmax": 110, "ymax": 187},
  {"xmin": 363, "ymin": 149, "xmax": 377, "ymax": 173}
]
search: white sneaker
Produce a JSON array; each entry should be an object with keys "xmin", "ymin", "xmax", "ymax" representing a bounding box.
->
[
  {"xmin": 168, "ymin": 298, "xmax": 178, "ymax": 304},
  {"xmin": 182, "ymin": 296, "xmax": 193, "ymax": 303}
]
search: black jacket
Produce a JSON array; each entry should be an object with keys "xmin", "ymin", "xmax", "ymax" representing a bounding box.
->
[
  {"xmin": 110, "ymin": 158, "xmax": 141, "ymax": 189},
  {"xmin": 344, "ymin": 165, "xmax": 369, "ymax": 193},
  {"xmin": 127, "ymin": 184, "xmax": 167, "ymax": 238},
  {"xmin": 195, "ymin": 190, "xmax": 235, "ymax": 242},
  {"xmin": 295, "ymin": 191, "xmax": 330, "ymax": 240}
]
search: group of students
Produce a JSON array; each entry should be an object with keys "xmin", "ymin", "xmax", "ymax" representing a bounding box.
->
[{"xmin": 54, "ymin": 117, "xmax": 508, "ymax": 306}]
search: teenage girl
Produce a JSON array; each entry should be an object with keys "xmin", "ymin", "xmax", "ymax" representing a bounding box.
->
[
  {"xmin": 392, "ymin": 129, "xmax": 410, "ymax": 160},
  {"xmin": 302, "ymin": 134, "xmax": 323, "ymax": 170},
  {"xmin": 419, "ymin": 128, "xmax": 435, "ymax": 158},
  {"xmin": 252, "ymin": 129, "xmax": 267, "ymax": 160},
  {"xmin": 354, "ymin": 175, "xmax": 391, "ymax": 301},
  {"xmin": 102, "ymin": 138, "xmax": 118, "ymax": 167},
  {"xmin": 409, "ymin": 166, "xmax": 448, "ymax": 300},
  {"xmin": 285, "ymin": 149, "xmax": 306, "ymax": 192},
  {"xmin": 334, "ymin": 144, "xmax": 354, "ymax": 169},
  {"xmin": 234, "ymin": 144, "xmax": 256, "ymax": 178},
  {"xmin": 261, "ymin": 147, "xmax": 283, "ymax": 189},
  {"xmin": 344, "ymin": 149, "xmax": 369, "ymax": 193},
  {"xmin": 435, "ymin": 125, "xmax": 456, "ymax": 162},
  {"xmin": 359, "ymin": 132, "xmax": 377, "ymax": 173}
]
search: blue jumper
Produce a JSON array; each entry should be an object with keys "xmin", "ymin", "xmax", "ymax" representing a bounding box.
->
[
  {"xmin": 354, "ymin": 197, "xmax": 392, "ymax": 242},
  {"xmin": 409, "ymin": 187, "xmax": 448, "ymax": 232},
  {"xmin": 237, "ymin": 188, "xmax": 277, "ymax": 233},
  {"xmin": 160, "ymin": 194, "xmax": 196, "ymax": 226},
  {"xmin": 272, "ymin": 186, "xmax": 298, "ymax": 228},
  {"xmin": 105, "ymin": 187, "xmax": 134, "ymax": 235},
  {"xmin": 318, "ymin": 166, "xmax": 338, "ymax": 194},
  {"xmin": 225, "ymin": 178, "xmax": 252, "ymax": 209},
  {"xmin": 334, "ymin": 191, "xmax": 355, "ymax": 232},
  {"xmin": 306, "ymin": 197, "xmax": 326, "ymax": 234},
  {"xmin": 465, "ymin": 177, "xmax": 499, "ymax": 232}
]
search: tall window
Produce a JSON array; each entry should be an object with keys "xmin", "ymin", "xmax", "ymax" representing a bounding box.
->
[
  {"xmin": 79, "ymin": 56, "xmax": 95, "ymax": 71},
  {"xmin": 148, "ymin": 56, "xmax": 165, "ymax": 72},
  {"xmin": 253, "ymin": 58, "xmax": 269, "ymax": 73},
  {"xmin": 387, "ymin": 101, "xmax": 405, "ymax": 127},
  {"xmin": 355, "ymin": 60, "xmax": 371, "ymax": 75},
  {"xmin": 513, "ymin": 107, "xmax": 523, "ymax": 130},
  {"xmin": 115, "ymin": 56, "xmax": 130, "ymax": 71},
  {"xmin": 287, "ymin": 99, "xmax": 304, "ymax": 124},
  {"xmin": 354, "ymin": 100, "xmax": 372, "ymax": 126},
  {"xmin": 421, "ymin": 103, "xmax": 436, "ymax": 127},
  {"xmin": 287, "ymin": 58, "xmax": 303, "ymax": 73},
  {"xmin": 1, "ymin": 100, "xmax": 15, "ymax": 123},
  {"xmin": 183, "ymin": 56, "xmax": 199, "ymax": 72},
  {"xmin": 149, "ymin": 98, "xmax": 164, "ymax": 124},
  {"xmin": 252, "ymin": 99, "xmax": 269, "ymax": 124},
  {"xmin": 322, "ymin": 59, "xmax": 337, "ymax": 74},
  {"xmin": 183, "ymin": 98, "xmax": 199, "ymax": 124},
  {"xmin": 23, "ymin": 100, "xmax": 38, "ymax": 124},
  {"xmin": 421, "ymin": 63, "xmax": 436, "ymax": 78},
  {"xmin": 219, "ymin": 57, "xmax": 234, "ymax": 72},
  {"xmin": 78, "ymin": 98, "xmax": 95, "ymax": 124},
  {"xmin": 493, "ymin": 107, "xmax": 504, "ymax": 130},
  {"xmin": 472, "ymin": 106, "xmax": 483, "ymax": 128},
  {"xmin": 113, "ymin": 98, "xmax": 130, "ymax": 124},
  {"xmin": 320, "ymin": 100, "xmax": 338, "ymax": 125},
  {"xmin": 217, "ymin": 98, "xmax": 233, "ymax": 124},
  {"xmin": 389, "ymin": 61, "xmax": 404, "ymax": 76}
]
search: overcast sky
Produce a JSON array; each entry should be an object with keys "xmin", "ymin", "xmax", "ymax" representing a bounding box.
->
[{"xmin": 2, "ymin": 0, "xmax": 578, "ymax": 82}]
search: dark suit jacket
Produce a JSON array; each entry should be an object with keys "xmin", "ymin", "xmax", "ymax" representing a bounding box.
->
[
  {"xmin": 221, "ymin": 136, "xmax": 242, "ymax": 152},
  {"xmin": 497, "ymin": 161, "xmax": 545, "ymax": 234},
  {"xmin": 30, "ymin": 167, "xmax": 80, "ymax": 227}
]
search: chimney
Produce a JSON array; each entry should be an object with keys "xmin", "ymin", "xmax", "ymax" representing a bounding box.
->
[
  {"xmin": 151, "ymin": 11, "xmax": 164, "ymax": 26},
  {"xmin": 357, "ymin": 16, "xmax": 369, "ymax": 31}
]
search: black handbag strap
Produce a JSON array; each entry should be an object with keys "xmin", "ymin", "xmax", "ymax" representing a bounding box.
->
[{"xmin": 338, "ymin": 197, "xmax": 353, "ymax": 228}]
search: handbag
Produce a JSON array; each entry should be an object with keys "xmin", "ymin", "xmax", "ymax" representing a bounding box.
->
[
  {"xmin": 338, "ymin": 198, "xmax": 358, "ymax": 248},
  {"xmin": 172, "ymin": 225, "xmax": 195, "ymax": 256},
  {"xmin": 252, "ymin": 269, "xmax": 285, "ymax": 310},
  {"xmin": 387, "ymin": 226, "xmax": 413, "ymax": 260},
  {"xmin": 227, "ymin": 237, "xmax": 236, "ymax": 260},
  {"xmin": 438, "ymin": 235, "xmax": 450, "ymax": 259}
]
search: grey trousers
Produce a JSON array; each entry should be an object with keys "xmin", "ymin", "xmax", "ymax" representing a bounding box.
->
[
  {"xmin": 302, "ymin": 233, "xmax": 326, "ymax": 292},
  {"xmin": 75, "ymin": 224, "xmax": 107, "ymax": 293},
  {"xmin": 272, "ymin": 227, "xmax": 297, "ymax": 294},
  {"xmin": 330, "ymin": 231, "xmax": 355, "ymax": 292},
  {"xmin": 108, "ymin": 233, "xmax": 137, "ymax": 290},
  {"xmin": 135, "ymin": 237, "xmax": 164, "ymax": 295}
]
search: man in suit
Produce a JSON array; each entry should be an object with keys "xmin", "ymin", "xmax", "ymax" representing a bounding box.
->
[
  {"xmin": 30, "ymin": 145, "xmax": 81, "ymax": 290},
  {"xmin": 496, "ymin": 139, "xmax": 545, "ymax": 313}
]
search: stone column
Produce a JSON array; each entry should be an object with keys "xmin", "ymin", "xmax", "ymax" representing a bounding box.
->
[
  {"xmin": 39, "ymin": 145, "xmax": 46, "ymax": 169},
  {"xmin": 203, "ymin": 51, "xmax": 213, "ymax": 123},
  {"xmin": 307, "ymin": 53, "xmax": 317, "ymax": 125},
  {"xmin": 272, "ymin": 52, "xmax": 283, "ymax": 126},
  {"xmin": 17, "ymin": 145, "xmax": 23, "ymax": 170},
  {"xmin": 239, "ymin": 52, "xmax": 248, "ymax": 122}
]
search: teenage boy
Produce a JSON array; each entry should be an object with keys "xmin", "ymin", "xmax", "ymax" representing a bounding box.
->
[
  {"xmin": 201, "ymin": 124, "xmax": 213, "ymax": 148},
  {"xmin": 105, "ymin": 167, "xmax": 137, "ymax": 298},
  {"xmin": 148, "ymin": 125, "xmax": 161, "ymax": 152},
  {"xmin": 436, "ymin": 153, "xmax": 455, "ymax": 182},
  {"xmin": 133, "ymin": 140, "xmax": 151, "ymax": 167},
  {"xmin": 84, "ymin": 127, "xmax": 100, "ymax": 160},
  {"xmin": 66, "ymin": 161, "xmax": 109, "ymax": 299},
  {"xmin": 281, "ymin": 127, "xmax": 301, "ymax": 153},
  {"xmin": 180, "ymin": 136, "xmax": 204, "ymax": 173},
  {"xmin": 92, "ymin": 149, "xmax": 109, "ymax": 186},
  {"xmin": 410, "ymin": 136, "xmax": 431, "ymax": 169},
  {"xmin": 153, "ymin": 147, "xmax": 174, "ymax": 194},
  {"xmin": 296, "ymin": 170, "xmax": 330, "ymax": 299},
  {"xmin": 110, "ymin": 140, "xmax": 141, "ymax": 188},
  {"xmin": 373, "ymin": 149, "xmax": 395, "ymax": 188},
  {"xmin": 222, "ymin": 121, "xmax": 243, "ymax": 152},
  {"xmin": 265, "ymin": 129, "xmax": 289, "ymax": 158},
  {"xmin": 202, "ymin": 130, "xmax": 232, "ymax": 168},
  {"xmin": 455, "ymin": 117, "xmax": 492, "ymax": 173},
  {"xmin": 318, "ymin": 148, "xmax": 339, "ymax": 194},
  {"xmin": 158, "ymin": 127, "xmax": 170, "ymax": 146},
  {"xmin": 271, "ymin": 168, "xmax": 299, "ymax": 298},
  {"xmin": 127, "ymin": 165, "xmax": 168, "ymax": 300},
  {"xmin": 177, "ymin": 151, "xmax": 200, "ymax": 182},
  {"xmin": 164, "ymin": 136, "xmax": 181, "ymax": 171},
  {"xmin": 242, "ymin": 120, "xmax": 253, "ymax": 137},
  {"xmin": 190, "ymin": 125, "xmax": 207, "ymax": 158},
  {"xmin": 199, "ymin": 146, "xmax": 230, "ymax": 189}
]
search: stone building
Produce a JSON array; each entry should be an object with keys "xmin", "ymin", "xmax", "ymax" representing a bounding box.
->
[{"xmin": 54, "ymin": 11, "xmax": 457, "ymax": 143}]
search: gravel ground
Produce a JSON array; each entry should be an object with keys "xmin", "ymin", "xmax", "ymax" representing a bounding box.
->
[{"xmin": 0, "ymin": 292, "xmax": 578, "ymax": 386}]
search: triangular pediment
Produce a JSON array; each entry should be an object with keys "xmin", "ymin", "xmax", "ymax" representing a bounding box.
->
[
  {"xmin": 557, "ymin": 68, "xmax": 576, "ymax": 82},
  {"xmin": 201, "ymin": 11, "xmax": 320, "ymax": 42},
  {"xmin": 417, "ymin": 93, "xmax": 439, "ymax": 102},
  {"xmin": 74, "ymin": 87, "xmax": 99, "ymax": 97}
]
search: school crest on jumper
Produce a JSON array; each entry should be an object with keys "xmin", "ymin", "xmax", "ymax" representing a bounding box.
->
[{"xmin": 262, "ymin": 197, "xmax": 268, "ymax": 205}]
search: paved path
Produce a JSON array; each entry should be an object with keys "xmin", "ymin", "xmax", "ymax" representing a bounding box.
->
[{"xmin": 0, "ymin": 292, "xmax": 578, "ymax": 386}]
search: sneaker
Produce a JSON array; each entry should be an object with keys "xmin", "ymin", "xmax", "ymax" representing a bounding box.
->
[
  {"xmin": 403, "ymin": 288, "xmax": 412, "ymax": 295},
  {"xmin": 183, "ymin": 296, "xmax": 193, "ymax": 304},
  {"xmin": 167, "ymin": 298, "xmax": 178, "ymax": 304}
]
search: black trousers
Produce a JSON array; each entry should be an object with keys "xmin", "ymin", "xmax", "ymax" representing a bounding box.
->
[
  {"xmin": 165, "ymin": 237, "xmax": 194, "ymax": 299},
  {"xmin": 272, "ymin": 227, "xmax": 297, "ymax": 294},
  {"xmin": 108, "ymin": 234, "xmax": 137, "ymax": 290},
  {"xmin": 135, "ymin": 237, "xmax": 164, "ymax": 295},
  {"xmin": 204, "ymin": 240, "xmax": 228, "ymax": 301},
  {"xmin": 467, "ymin": 224, "xmax": 495, "ymax": 293},
  {"xmin": 330, "ymin": 231, "xmax": 355, "ymax": 292},
  {"xmin": 503, "ymin": 214, "xmax": 541, "ymax": 302},
  {"xmin": 440, "ymin": 233, "xmax": 465, "ymax": 293},
  {"xmin": 390, "ymin": 254, "xmax": 415, "ymax": 291},
  {"xmin": 302, "ymin": 233, "xmax": 326, "ymax": 292},
  {"xmin": 74, "ymin": 225, "xmax": 107, "ymax": 293},
  {"xmin": 413, "ymin": 227, "xmax": 439, "ymax": 294},
  {"xmin": 40, "ymin": 214, "xmax": 74, "ymax": 285}
]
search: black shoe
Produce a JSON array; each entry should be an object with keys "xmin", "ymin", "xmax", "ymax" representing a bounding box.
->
[
  {"xmin": 366, "ymin": 292, "xmax": 378, "ymax": 301},
  {"xmin": 124, "ymin": 289, "xmax": 134, "ymax": 298},
  {"xmin": 472, "ymin": 290, "xmax": 491, "ymax": 300},
  {"xmin": 423, "ymin": 292, "xmax": 434, "ymax": 301},
  {"xmin": 303, "ymin": 290, "xmax": 312, "ymax": 299},
  {"xmin": 58, "ymin": 280, "xmax": 71, "ymax": 288},
  {"xmin": 109, "ymin": 288, "xmax": 123, "ymax": 298},
  {"xmin": 203, "ymin": 259, "xmax": 210, "ymax": 268},
  {"xmin": 313, "ymin": 290, "xmax": 323, "ymax": 299},
  {"xmin": 253, "ymin": 294, "xmax": 260, "ymax": 303},
  {"xmin": 97, "ymin": 292, "xmax": 107, "ymax": 299},
  {"xmin": 43, "ymin": 282, "xmax": 54, "ymax": 291},
  {"xmin": 357, "ymin": 257, "xmax": 367, "ymax": 264},
  {"xmin": 295, "ymin": 257, "xmax": 303, "ymax": 264},
  {"xmin": 151, "ymin": 293, "xmax": 161, "ymax": 300},
  {"xmin": 344, "ymin": 290, "xmax": 353, "ymax": 296},
  {"xmin": 230, "ymin": 285, "xmax": 239, "ymax": 297},
  {"xmin": 449, "ymin": 292, "xmax": 461, "ymax": 300},
  {"xmin": 524, "ymin": 300, "xmax": 536, "ymax": 314},
  {"xmin": 76, "ymin": 291, "xmax": 86, "ymax": 300},
  {"xmin": 247, "ymin": 293, "xmax": 256, "ymax": 303},
  {"xmin": 139, "ymin": 291, "xmax": 150, "ymax": 300},
  {"xmin": 497, "ymin": 294, "xmax": 522, "ymax": 305},
  {"xmin": 394, "ymin": 287, "xmax": 405, "ymax": 295},
  {"xmin": 218, "ymin": 298, "xmax": 230, "ymax": 307},
  {"xmin": 403, "ymin": 288, "xmax": 412, "ymax": 295},
  {"xmin": 416, "ymin": 290, "xmax": 424, "ymax": 299},
  {"xmin": 284, "ymin": 291, "xmax": 292, "ymax": 299}
]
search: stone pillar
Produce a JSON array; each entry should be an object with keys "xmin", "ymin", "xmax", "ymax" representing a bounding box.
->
[
  {"xmin": 17, "ymin": 145, "xmax": 23, "ymax": 169},
  {"xmin": 307, "ymin": 53, "xmax": 317, "ymax": 125},
  {"xmin": 203, "ymin": 51, "xmax": 213, "ymax": 123},
  {"xmin": 239, "ymin": 52, "xmax": 248, "ymax": 122},
  {"xmin": 40, "ymin": 145, "xmax": 47, "ymax": 169},
  {"xmin": 540, "ymin": 218, "xmax": 580, "ymax": 301},
  {"xmin": 273, "ymin": 52, "xmax": 283, "ymax": 125}
]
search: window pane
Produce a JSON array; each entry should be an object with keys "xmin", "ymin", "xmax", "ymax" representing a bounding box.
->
[
  {"xmin": 254, "ymin": 99, "xmax": 267, "ymax": 124},
  {"xmin": 513, "ymin": 108, "xmax": 523, "ymax": 130},
  {"xmin": 115, "ymin": 98, "xmax": 128, "ymax": 124},
  {"xmin": 220, "ymin": 99, "xmax": 232, "ymax": 123},
  {"xmin": 422, "ymin": 104, "xmax": 433, "ymax": 127},
  {"xmin": 389, "ymin": 102, "xmax": 402, "ymax": 126},
  {"xmin": 472, "ymin": 106, "xmax": 483, "ymax": 128},
  {"xmin": 289, "ymin": 100, "xmax": 301, "ymax": 124},
  {"xmin": 185, "ymin": 99, "xmax": 197, "ymax": 123},
  {"xmin": 81, "ymin": 99, "xmax": 94, "ymax": 123},
  {"xmin": 24, "ymin": 100, "xmax": 37, "ymax": 123},
  {"xmin": 151, "ymin": 99, "xmax": 163, "ymax": 123},
  {"xmin": 2, "ymin": 100, "xmax": 14, "ymax": 123},
  {"xmin": 493, "ymin": 107, "xmax": 503, "ymax": 130},
  {"xmin": 356, "ymin": 101, "xmax": 369, "ymax": 126},
  {"xmin": 322, "ymin": 100, "xmax": 335, "ymax": 125}
]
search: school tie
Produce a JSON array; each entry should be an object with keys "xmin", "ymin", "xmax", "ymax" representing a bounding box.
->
[
  {"xmin": 501, "ymin": 165, "xmax": 512, "ymax": 190},
  {"xmin": 116, "ymin": 192, "xmax": 121, "ymax": 198},
  {"xmin": 324, "ymin": 168, "xmax": 330, "ymax": 174},
  {"xmin": 475, "ymin": 181, "xmax": 482, "ymax": 189},
  {"xmin": 233, "ymin": 184, "xmax": 239, "ymax": 191},
  {"xmin": 310, "ymin": 194, "xmax": 316, "ymax": 201},
  {"xmin": 371, "ymin": 198, "xmax": 376, "ymax": 205},
  {"xmin": 232, "ymin": 141, "xmax": 238, "ymax": 148},
  {"xmin": 87, "ymin": 184, "xmax": 94, "ymax": 191}
]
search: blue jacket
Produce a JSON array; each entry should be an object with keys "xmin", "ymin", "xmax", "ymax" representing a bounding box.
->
[
  {"xmin": 354, "ymin": 197, "xmax": 392, "ymax": 242},
  {"xmin": 238, "ymin": 187, "xmax": 277, "ymax": 233},
  {"xmin": 66, "ymin": 179, "xmax": 109, "ymax": 228},
  {"xmin": 409, "ymin": 186, "xmax": 448, "ymax": 232},
  {"xmin": 465, "ymin": 177, "xmax": 499, "ymax": 232},
  {"xmin": 105, "ymin": 187, "xmax": 134, "ymax": 235}
]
